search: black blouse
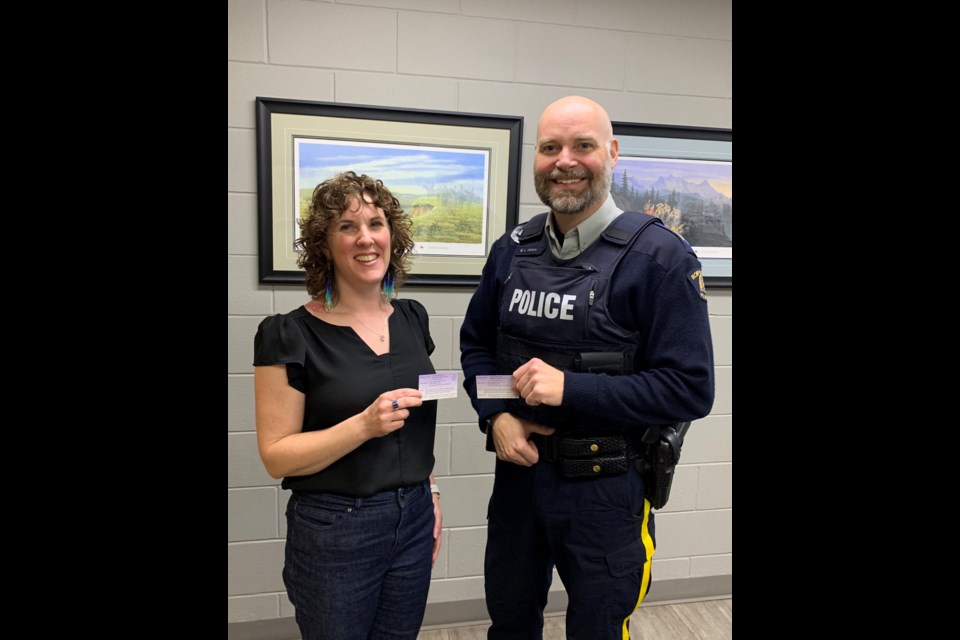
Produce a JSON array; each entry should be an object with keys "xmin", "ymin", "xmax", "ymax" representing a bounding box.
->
[{"xmin": 253, "ymin": 298, "xmax": 437, "ymax": 497}]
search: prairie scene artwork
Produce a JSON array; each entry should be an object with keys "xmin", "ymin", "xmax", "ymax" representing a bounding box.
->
[
  {"xmin": 611, "ymin": 156, "xmax": 732, "ymax": 259},
  {"xmin": 295, "ymin": 138, "xmax": 490, "ymax": 257}
]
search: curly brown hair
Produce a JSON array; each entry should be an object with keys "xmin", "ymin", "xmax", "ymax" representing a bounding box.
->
[{"xmin": 296, "ymin": 171, "xmax": 415, "ymax": 303}]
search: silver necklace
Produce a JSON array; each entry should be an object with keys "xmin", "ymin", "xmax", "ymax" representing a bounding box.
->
[{"xmin": 346, "ymin": 310, "xmax": 388, "ymax": 342}]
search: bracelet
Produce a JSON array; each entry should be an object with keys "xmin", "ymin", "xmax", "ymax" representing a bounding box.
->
[{"xmin": 430, "ymin": 483, "xmax": 440, "ymax": 497}]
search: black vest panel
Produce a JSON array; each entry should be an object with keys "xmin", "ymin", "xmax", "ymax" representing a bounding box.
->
[{"xmin": 496, "ymin": 211, "xmax": 662, "ymax": 430}]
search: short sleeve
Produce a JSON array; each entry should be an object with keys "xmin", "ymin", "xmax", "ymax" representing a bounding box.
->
[
  {"xmin": 405, "ymin": 299, "xmax": 435, "ymax": 356},
  {"xmin": 253, "ymin": 313, "xmax": 307, "ymax": 392}
]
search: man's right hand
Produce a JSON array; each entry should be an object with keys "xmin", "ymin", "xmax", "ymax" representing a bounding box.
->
[{"xmin": 489, "ymin": 412, "xmax": 556, "ymax": 466}]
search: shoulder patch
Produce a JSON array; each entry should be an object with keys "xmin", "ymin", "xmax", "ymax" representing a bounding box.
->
[
  {"xmin": 689, "ymin": 269, "xmax": 707, "ymax": 301},
  {"xmin": 510, "ymin": 223, "xmax": 525, "ymax": 243}
]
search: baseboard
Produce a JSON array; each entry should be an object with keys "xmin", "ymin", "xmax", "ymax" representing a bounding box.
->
[
  {"xmin": 228, "ymin": 617, "xmax": 302, "ymax": 640},
  {"xmin": 227, "ymin": 574, "xmax": 732, "ymax": 639},
  {"xmin": 638, "ymin": 574, "xmax": 732, "ymax": 606}
]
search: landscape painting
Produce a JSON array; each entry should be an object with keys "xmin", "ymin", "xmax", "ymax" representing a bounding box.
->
[
  {"xmin": 257, "ymin": 98, "xmax": 522, "ymax": 286},
  {"xmin": 611, "ymin": 156, "xmax": 732, "ymax": 259},
  {"xmin": 295, "ymin": 138, "xmax": 490, "ymax": 257}
]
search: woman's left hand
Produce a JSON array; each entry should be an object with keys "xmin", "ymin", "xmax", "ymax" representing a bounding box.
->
[{"xmin": 431, "ymin": 493, "xmax": 442, "ymax": 566}]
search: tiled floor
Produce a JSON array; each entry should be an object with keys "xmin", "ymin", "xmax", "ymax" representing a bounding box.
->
[
  {"xmin": 416, "ymin": 598, "xmax": 732, "ymax": 639},
  {"xmin": 253, "ymin": 597, "xmax": 733, "ymax": 639}
]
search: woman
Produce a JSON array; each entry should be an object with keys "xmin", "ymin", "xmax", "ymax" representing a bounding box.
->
[{"xmin": 253, "ymin": 171, "xmax": 442, "ymax": 639}]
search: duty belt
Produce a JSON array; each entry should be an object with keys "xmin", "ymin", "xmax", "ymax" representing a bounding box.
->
[{"xmin": 533, "ymin": 432, "xmax": 642, "ymax": 478}]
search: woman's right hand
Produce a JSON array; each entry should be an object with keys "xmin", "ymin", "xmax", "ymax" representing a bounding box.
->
[{"xmin": 363, "ymin": 388, "xmax": 424, "ymax": 437}]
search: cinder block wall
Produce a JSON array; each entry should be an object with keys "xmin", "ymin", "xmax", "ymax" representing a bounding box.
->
[{"xmin": 228, "ymin": 0, "xmax": 731, "ymax": 633}]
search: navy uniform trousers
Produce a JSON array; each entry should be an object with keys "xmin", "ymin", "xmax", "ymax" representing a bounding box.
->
[{"xmin": 484, "ymin": 453, "xmax": 655, "ymax": 639}]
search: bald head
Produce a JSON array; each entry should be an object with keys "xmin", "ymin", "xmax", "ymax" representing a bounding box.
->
[{"xmin": 536, "ymin": 96, "xmax": 614, "ymax": 148}]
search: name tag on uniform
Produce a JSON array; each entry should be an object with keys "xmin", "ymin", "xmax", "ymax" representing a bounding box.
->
[
  {"xmin": 419, "ymin": 372, "xmax": 459, "ymax": 400},
  {"xmin": 476, "ymin": 375, "xmax": 519, "ymax": 399}
]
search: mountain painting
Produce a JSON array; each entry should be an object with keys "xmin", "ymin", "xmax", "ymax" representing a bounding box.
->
[
  {"xmin": 611, "ymin": 156, "xmax": 732, "ymax": 258},
  {"xmin": 295, "ymin": 137, "xmax": 490, "ymax": 257}
]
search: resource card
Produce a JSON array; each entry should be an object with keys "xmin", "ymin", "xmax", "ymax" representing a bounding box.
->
[
  {"xmin": 476, "ymin": 375, "xmax": 519, "ymax": 399},
  {"xmin": 418, "ymin": 372, "xmax": 459, "ymax": 400}
]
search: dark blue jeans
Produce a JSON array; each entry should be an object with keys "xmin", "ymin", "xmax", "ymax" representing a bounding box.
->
[
  {"xmin": 283, "ymin": 480, "xmax": 434, "ymax": 640},
  {"xmin": 485, "ymin": 458, "xmax": 655, "ymax": 640}
]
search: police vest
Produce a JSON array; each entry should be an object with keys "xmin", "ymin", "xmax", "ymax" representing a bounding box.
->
[{"xmin": 496, "ymin": 210, "xmax": 663, "ymax": 431}]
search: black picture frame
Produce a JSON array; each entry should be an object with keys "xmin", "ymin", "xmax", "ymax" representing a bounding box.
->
[
  {"xmin": 256, "ymin": 97, "xmax": 523, "ymax": 287},
  {"xmin": 611, "ymin": 121, "xmax": 732, "ymax": 288}
]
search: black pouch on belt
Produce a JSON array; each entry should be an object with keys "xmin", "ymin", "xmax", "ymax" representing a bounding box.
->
[
  {"xmin": 556, "ymin": 433, "xmax": 631, "ymax": 479},
  {"xmin": 559, "ymin": 435, "xmax": 627, "ymax": 458},
  {"xmin": 560, "ymin": 455, "xmax": 630, "ymax": 478}
]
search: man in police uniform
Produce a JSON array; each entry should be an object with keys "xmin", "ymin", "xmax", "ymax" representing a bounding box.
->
[{"xmin": 460, "ymin": 96, "xmax": 715, "ymax": 639}]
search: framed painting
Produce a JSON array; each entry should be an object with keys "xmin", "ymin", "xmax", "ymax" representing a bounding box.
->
[
  {"xmin": 611, "ymin": 121, "xmax": 732, "ymax": 287},
  {"xmin": 256, "ymin": 98, "xmax": 523, "ymax": 286}
]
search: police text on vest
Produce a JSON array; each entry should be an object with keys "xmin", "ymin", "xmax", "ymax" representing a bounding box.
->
[{"xmin": 508, "ymin": 289, "xmax": 576, "ymax": 319}]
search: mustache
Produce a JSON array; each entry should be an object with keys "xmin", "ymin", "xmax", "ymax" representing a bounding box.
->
[{"xmin": 548, "ymin": 168, "xmax": 590, "ymax": 180}]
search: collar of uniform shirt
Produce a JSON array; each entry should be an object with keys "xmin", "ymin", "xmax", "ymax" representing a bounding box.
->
[{"xmin": 545, "ymin": 193, "xmax": 623, "ymax": 260}]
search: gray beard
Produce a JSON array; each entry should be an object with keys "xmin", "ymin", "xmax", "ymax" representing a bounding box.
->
[{"xmin": 534, "ymin": 165, "xmax": 612, "ymax": 215}]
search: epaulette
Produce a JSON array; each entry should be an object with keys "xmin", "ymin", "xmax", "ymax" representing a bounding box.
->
[{"xmin": 510, "ymin": 213, "xmax": 548, "ymax": 244}]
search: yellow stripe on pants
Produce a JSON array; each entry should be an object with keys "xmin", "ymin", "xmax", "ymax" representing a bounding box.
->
[{"xmin": 621, "ymin": 498, "xmax": 655, "ymax": 640}]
